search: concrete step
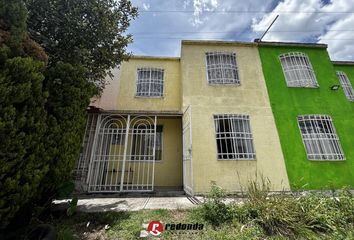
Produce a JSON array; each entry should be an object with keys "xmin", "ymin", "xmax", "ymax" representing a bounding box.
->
[{"xmin": 72, "ymin": 190, "xmax": 186, "ymax": 199}]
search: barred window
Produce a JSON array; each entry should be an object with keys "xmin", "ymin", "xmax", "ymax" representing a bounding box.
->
[
  {"xmin": 206, "ymin": 52, "xmax": 239, "ymax": 84},
  {"xmin": 336, "ymin": 71, "xmax": 354, "ymax": 101},
  {"xmin": 279, "ymin": 52, "xmax": 318, "ymax": 88},
  {"xmin": 136, "ymin": 68, "xmax": 164, "ymax": 97},
  {"xmin": 214, "ymin": 114, "xmax": 256, "ymax": 160},
  {"xmin": 297, "ymin": 115, "xmax": 345, "ymax": 160}
]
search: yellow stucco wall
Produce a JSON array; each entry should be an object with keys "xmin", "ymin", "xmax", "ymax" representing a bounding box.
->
[
  {"xmin": 181, "ymin": 41, "xmax": 290, "ymax": 193},
  {"xmin": 116, "ymin": 57, "xmax": 182, "ymax": 113},
  {"xmin": 153, "ymin": 117, "xmax": 183, "ymax": 187}
]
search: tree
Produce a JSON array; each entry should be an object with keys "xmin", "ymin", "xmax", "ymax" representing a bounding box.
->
[
  {"xmin": 0, "ymin": 0, "xmax": 50, "ymax": 230},
  {"xmin": 39, "ymin": 62, "xmax": 96, "ymax": 200},
  {"xmin": 26, "ymin": 0, "xmax": 138, "ymax": 90},
  {"xmin": 0, "ymin": 0, "xmax": 137, "ymax": 231},
  {"xmin": 0, "ymin": 0, "xmax": 48, "ymax": 62},
  {"xmin": 24, "ymin": 0, "xmax": 137, "ymax": 206},
  {"xmin": 0, "ymin": 47, "xmax": 48, "ymax": 229},
  {"xmin": 0, "ymin": 0, "xmax": 27, "ymax": 48}
]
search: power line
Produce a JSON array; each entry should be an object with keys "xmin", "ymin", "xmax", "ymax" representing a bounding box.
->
[
  {"xmin": 129, "ymin": 30, "xmax": 354, "ymax": 34},
  {"xmin": 139, "ymin": 10, "xmax": 354, "ymax": 14},
  {"xmin": 131, "ymin": 37, "xmax": 353, "ymax": 40}
]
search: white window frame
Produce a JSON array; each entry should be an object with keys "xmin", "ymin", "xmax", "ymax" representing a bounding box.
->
[
  {"xmin": 336, "ymin": 71, "xmax": 354, "ymax": 101},
  {"xmin": 297, "ymin": 115, "xmax": 345, "ymax": 161},
  {"xmin": 213, "ymin": 114, "xmax": 256, "ymax": 160},
  {"xmin": 279, "ymin": 52, "xmax": 318, "ymax": 88},
  {"xmin": 205, "ymin": 52, "xmax": 240, "ymax": 85},
  {"xmin": 136, "ymin": 67, "xmax": 164, "ymax": 97}
]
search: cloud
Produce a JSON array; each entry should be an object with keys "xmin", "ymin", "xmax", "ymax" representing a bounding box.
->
[
  {"xmin": 318, "ymin": 14, "xmax": 354, "ymax": 60},
  {"xmin": 129, "ymin": 0, "xmax": 269, "ymax": 56},
  {"xmin": 142, "ymin": 3, "xmax": 150, "ymax": 11},
  {"xmin": 182, "ymin": 0, "xmax": 274, "ymax": 37},
  {"xmin": 183, "ymin": 0, "xmax": 191, "ymax": 9},
  {"xmin": 128, "ymin": 0, "xmax": 353, "ymax": 60},
  {"xmin": 251, "ymin": 0, "xmax": 354, "ymax": 60},
  {"xmin": 184, "ymin": 0, "xmax": 219, "ymax": 26}
]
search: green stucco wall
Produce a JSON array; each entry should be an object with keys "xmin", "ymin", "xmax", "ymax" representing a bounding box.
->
[{"xmin": 258, "ymin": 46, "xmax": 354, "ymax": 189}]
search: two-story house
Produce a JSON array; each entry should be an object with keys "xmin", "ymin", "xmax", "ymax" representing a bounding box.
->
[{"xmin": 74, "ymin": 40, "xmax": 354, "ymax": 195}]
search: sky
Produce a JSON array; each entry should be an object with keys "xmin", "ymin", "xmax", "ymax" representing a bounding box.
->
[{"xmin": 127, "ymin": 0, "xmax": 354, "ymax": 61}]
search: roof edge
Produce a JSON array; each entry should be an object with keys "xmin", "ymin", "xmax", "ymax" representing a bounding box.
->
[
  {"xmin": 182, "ymin": 40, "xmax": 257, "ymax": 47},
  {"xmin": 129, "ymin": 55, "xmax": 180, "ymax": 61},
  {"xmin": 257, "ymin": 41, "xmax": 327, "ymax": 49},
  {"xmin": 332, "ymin": 61, "xmax": 354, "ymax": 66},
  {"xmin": 88, "ymin": 109, "xmax": 183, "ymax": 116}
]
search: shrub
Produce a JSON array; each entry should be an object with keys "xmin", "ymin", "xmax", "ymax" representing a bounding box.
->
[
  {"xmin": 201, "ymin": 182, "xmax": 233, "ymax": 226},
  {"xmin": 0, "ymin": 48, "xmax": 48, "ymax": 229},
  {"xmin": 37, "ymin": 62, "xmax": 96, "ymax": 204},
  {"xmin": 242, "ymin": 179, "xmax": 354, "ymax": 238}
]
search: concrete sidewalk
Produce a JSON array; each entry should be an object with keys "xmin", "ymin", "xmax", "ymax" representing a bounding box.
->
[{"xmin": 53, "ymin": 196, "xmax": 206, "ymax": 212}]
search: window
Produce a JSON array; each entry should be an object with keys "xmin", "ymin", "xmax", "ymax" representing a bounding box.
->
[
  {"xmin": 279, "ymin": 52, "xmax": 318, "ymax": 87},
  {"xmin": 214, "ymin": 114, "xmax": 256, "ymax": 160},
  {"xmin": 206, "ymin": 52, "xmax": 239, "ymax": 84},
  {"xmin": 336, "ymin": 71, "xmax": 354, "ymax": 101},
  {"xmin": 131, "ymin": 125, "xmax": 163, "ymax": 161},
  {"xmin": 297, "ymin": 115, "xmax": 345, "ymax": 160},
  {"xmin": 136, "ymin": 68, "xmax": 164, "ymax": 97}
]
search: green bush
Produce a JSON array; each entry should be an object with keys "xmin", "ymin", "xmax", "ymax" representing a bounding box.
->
[
  {"xmin": 0, "ymin": 48, "xmax": 48, "ymax": 229},
  {"xmin": 201, "ymin": 182, "xmax": 233, "ymax": 226},
  {"xmin": 38, "ymin": 62, "xmax": 96, "ymax": 201},
  {"xmin": 200, "ymin": 181, "xmax": 354, "ymax": 238},
  {"xmin": 242, "ymin": 180, "xmax": 354, "ymax": 238}
]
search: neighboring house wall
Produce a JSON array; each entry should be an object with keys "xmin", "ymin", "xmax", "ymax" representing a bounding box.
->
[
  {"xmin": 90, "ymin": 68, "xmax": 121, "ymax": 110},
  {"xmin": 181, "ymin": 41, "xmax": 290, "ymax": 193},
  {"xmin": 85, "ymin": 57, "xmax": 183, "ymax": 191},
  {"xmin": 258, "ymin": 45, "xmax": 354, "ymax": 189},
  {"xmin": 116, "ymin": 56, "xmax": 181, "ymax": 113},
  {"xmin": 113, "ymin": 57, "xmax": 183, "ymax": 188}
]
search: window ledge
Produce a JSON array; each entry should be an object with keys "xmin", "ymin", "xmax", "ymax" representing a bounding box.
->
[
  {"xmin": 217, "ymin": 158, "xmax": 256, "ymax": 161},
  {"xmin": 135, "ymin": 95, "xmax": 164, "ymax": 99},
  {"xmin": 286, "ymin": 85, "xmax": 319, "ymax": 88},
  {"xmin": 208, "ymin": 83, "xmax": 241, "ymax": 87},
  {"xmin": 308, "ymin": 159, "xmax": 346, "ymax": 162}
]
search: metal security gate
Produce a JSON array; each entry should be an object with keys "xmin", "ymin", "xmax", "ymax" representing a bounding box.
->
[
  {"xmin": 86, "ymin": 114, "xmax": 157, "ymax": 193},
  {"xmin": 182, "ymin": 106, "xmax": 193, "ymax": 195},
  {"xmin": 75, "ymin": 113, "xmax": 98, "ymax": 189}
]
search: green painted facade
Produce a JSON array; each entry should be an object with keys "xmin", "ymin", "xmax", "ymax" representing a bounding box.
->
[{"xmin": 258, "ymin": 45, "xmax": 354, "ymax": 189}]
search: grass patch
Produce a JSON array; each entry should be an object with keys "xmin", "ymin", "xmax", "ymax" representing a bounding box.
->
[
  {"xmin": 198, "ymin": 181, "xmax": 354, "ymax": 239},
  {"xmin": 47, "ymin": 183, "xmax": 353, "ymax": 239}
]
